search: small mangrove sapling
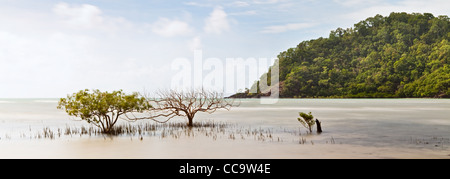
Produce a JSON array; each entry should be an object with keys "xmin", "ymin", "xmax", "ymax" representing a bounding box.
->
[{"xmin": 298, "ymin": 112, "xmax": 322, "ymax": 133}]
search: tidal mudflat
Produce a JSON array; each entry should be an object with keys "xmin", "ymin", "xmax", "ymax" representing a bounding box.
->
[{"xmin": 0, "ymin": 99, "xmax": 449, "ymax": 158}]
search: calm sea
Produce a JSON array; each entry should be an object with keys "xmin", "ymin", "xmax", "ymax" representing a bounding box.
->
[{"xmin": 0, "ymin": 98, "xmax": 449, "ymax": 158}]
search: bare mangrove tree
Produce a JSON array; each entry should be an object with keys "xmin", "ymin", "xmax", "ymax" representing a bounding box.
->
[{"xmin": 125, "ymin": 89, "xmax": 237, "ymax": 127}]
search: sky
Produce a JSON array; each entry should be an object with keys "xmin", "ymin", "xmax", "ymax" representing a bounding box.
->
[{"xmin": 0, "ymin": 0, "xmax": 448, "ymax": 98}]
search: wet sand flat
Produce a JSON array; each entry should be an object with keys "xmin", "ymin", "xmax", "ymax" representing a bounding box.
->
[{"xmin": 0, "ymin": 99, "xmax": 449, "ymax": 159}]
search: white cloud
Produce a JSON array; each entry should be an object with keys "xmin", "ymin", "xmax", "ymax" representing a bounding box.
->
[
  {"xmin": 188, "ymin": 36, "xmax": 202, "ymax": 51},
  {"xmin": 151, "ymin": 17, "xmax": 194, "ymax": 37},
  {"xmin": 229, "ymin": 10, "xmax": 258, "ymax": 16},
  {"xmin": 333, "ymin": 0, "xmax": 377, "ymax": 7},
  {"xmin": 52, "ymin": 2, "xmax": 133, "ymax": 32},
  {"xmin": 53, "ymin": 2, "xmax": 104, "ymax": 29},
  {"xmin": 204, "ymin": 6, "xmax": 231, "ymax": 34},
  {"xmin": 183, "ymin": 2, "xmax": 213, "ymax": 7},
  {"xmin": 252, "ymin": 0, "xmax": 280, "ymax": 4},
  {"xmin": 230, "ymin": 1, "xmax": 250, "ymax": 7},
  {"xmin": 0, "ymin": 30, "xmax": 98, "ymax": 97},
  {"xmin": 339, "ymin": 0, "xmax": 450, "ymax": 23},
  {"xmin": 261, "ymin": 22, "xmax": 316, "ymax": 33},
  {"xmin": 0, "ymin": 2, "xmax": 191, "ymax": 97}
]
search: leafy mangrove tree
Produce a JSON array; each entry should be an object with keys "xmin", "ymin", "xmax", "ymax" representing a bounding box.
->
[{"xmin": 57, "ymin": 89, "xmax": 152, "ymax": 133}]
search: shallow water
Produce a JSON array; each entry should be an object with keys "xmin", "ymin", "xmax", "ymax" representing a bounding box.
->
[{"xmin": 0, "ymin": 98, "xmax": 449, "ymax": 158}]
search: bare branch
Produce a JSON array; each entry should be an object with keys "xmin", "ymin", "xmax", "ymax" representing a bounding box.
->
[{"xmin": 128, "ymin": 88, "xmax": 238, "ymax": 126}]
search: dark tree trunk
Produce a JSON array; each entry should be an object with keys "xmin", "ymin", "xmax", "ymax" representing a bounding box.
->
[
  {"xmin": 187, "ymin": 116, "xmax": 193, "ymax": 127},
  {"xmin": 315, "ymin": 119, "xmax": 322, "ymax": 133}
]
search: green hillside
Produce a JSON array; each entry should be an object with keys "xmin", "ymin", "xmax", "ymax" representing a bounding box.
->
[{"xmin": 243, "ymin": 12, "xmax": 449, "ymax": 98}]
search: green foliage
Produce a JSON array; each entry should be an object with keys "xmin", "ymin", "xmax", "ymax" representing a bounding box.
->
[
  {"xmin": 57, "ymin": 89, "xmax": 152, "ymax": 133},
  {"xmin": 298, "ymin": 112, "xmax": 315, "ymax": 133},
  {"xmin": 256, "ymin": 12, "xmax": 450, "ymax": 98}
]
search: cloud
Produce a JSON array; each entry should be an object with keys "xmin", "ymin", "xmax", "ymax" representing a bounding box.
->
[
  {"xmin": 0, "ymin": 2, "xmax": 192, "ymax": 97},
  {"xmin": 52, "ymin": 2, "xmax": 133, "ymax": 32},
  {"xmin": 0, "ymin": 29, "xmax": 99, "ymax": 97},
  {"xmin": 151, "ymin": 17, "xmax": 194, "ymax": 37},
  {"xmin": 261, "ymin": 22, "xmax": 316, "ymax": 33},
  {"xmin": 188, "ymin": 36, "xmax": 202, "ymax": 51},
  {"xmin": 53, "ymin": 2, "xmax": 104, "ymax": 29},
  {"xmin": 183, "ymin": 2, "xmax": 213, "ymax": 7},
  {"xmin": 339, "ymin": 0, "xmax": 450, "ymax": 23},
  {"xmin": 230, "ymin": 1, "xmax": 250, "ymax": 7},
  {"xmin": 229, "ymin": 10, "xmax": 258, "ymax": 16},
  {"xmin": 333, "ymin": 0, "xmax": 376, "ymax": 7},
  {"xmin": 252, "ymin": 0, "xmax": 280, "ymax": 4},
  {"xmin": 204, "ymin": 6, "xmax": 230, "ymax": 34}
]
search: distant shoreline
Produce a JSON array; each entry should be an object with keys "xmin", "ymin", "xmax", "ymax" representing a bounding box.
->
[{"xmin": 226, "ymin": 93, "xmax": 449, "ymax": 99}]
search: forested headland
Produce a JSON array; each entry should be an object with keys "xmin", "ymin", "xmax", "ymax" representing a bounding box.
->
[{"xmin": 234, "ymin": 12, "xmax": 449, "ymax": 98}]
